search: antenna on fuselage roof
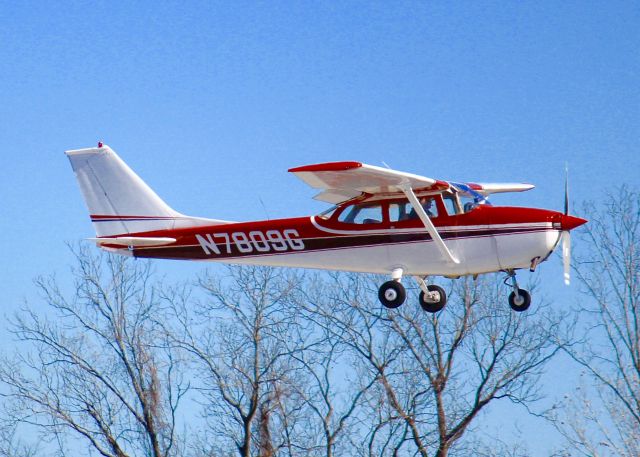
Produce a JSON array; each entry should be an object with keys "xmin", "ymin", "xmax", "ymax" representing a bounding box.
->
[
  {"xmin": 381, "ymin": 161, "xmax": 392, "ymax": 169},
  {"xmin": 259, "ymin": 197, "xmax": 270, "ymax": 221}
]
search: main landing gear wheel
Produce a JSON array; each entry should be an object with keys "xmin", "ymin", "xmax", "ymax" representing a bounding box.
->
[
  {"xmin": 378, "ymin": 280, "xmax": 406, "ymax": 309},
  {"xmin": 508, "ymin": 288, "xmax": 531, "ymax": 312},
  {"xmin": 419, "ymin": 285, "xmax": 447, "ymax": 313}
]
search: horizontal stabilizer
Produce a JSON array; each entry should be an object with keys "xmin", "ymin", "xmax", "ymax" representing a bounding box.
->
[{"xmin": 88, "ymin": 237, "xmax": 177, "ymax": 247}]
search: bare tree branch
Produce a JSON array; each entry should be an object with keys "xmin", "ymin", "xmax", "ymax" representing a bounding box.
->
[
  {"xmin": 0, "ymin": 246, "xmax": 188, "ymax": 457},
  {"xmin": 306, "ymin": 273, "xmax": 563, "ymax": 457},
  {"xmin": 554, "ymin": 187, "xmax": 640, "ymax": 457}
]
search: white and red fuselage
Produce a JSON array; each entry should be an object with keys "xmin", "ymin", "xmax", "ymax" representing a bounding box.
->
[
  {"xmin": 66, "ymin": 145, "xmax": 586, "ymax": 291},
  {"xmin": 93, "ymin": 194, "xmax": 584, "ymax": 278}
]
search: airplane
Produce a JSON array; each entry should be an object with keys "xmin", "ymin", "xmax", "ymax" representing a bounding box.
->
[{"xmin": 65, "ymin": 143, "xmax": 587, "ymax": 312}]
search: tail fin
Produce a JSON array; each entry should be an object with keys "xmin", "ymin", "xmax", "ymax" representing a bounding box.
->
[{"xmin": 66, "ymin": 144, "xmax": 230, "ymax": 237}]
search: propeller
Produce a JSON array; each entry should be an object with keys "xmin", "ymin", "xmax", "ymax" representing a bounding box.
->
[{"xmin": 562, "ymin": 164, "xmax": 571, "ymax": 285}]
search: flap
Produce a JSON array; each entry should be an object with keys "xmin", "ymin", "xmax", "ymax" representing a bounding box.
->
[{"xmin": 313, "ymin": 188, "xmax": 363, "ymax": 204}]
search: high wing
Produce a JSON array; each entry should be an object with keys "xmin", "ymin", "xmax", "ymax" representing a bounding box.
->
[
  {"xmin": 289, "ymin": 161, "xmax": 535, "ymax": 265},
  {"xmin": 288, "ymin": 161, "xmax": 450, "ymax": 202},
  {"xmin": 289, "ymin": 161, "xmax": 458, "ymax": 263},
  {"xmin": 288, "ymin": 161, "xmax": 534, "ymax": 203}
]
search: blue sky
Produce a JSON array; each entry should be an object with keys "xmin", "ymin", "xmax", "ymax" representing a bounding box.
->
[{"xmin": 1, "ymin": 1, "xmax": 638, "ymax": 453}]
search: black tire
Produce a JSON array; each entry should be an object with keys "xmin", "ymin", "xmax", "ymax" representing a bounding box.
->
[
  {"xmin": 508, "ymin": 288, "xmax": 531, "ymax": 312},
  {"xmin": 419, "ymin": 284, "xmax": 447, "ymax": 313},
  {"xmin": 378, "ymin": 281, "xmax": 406, "ymax": 309}
]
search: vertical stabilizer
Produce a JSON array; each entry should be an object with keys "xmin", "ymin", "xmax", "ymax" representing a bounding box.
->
[{"xmin": 66, "ymin": 144, "xmax": 229, "ymax": 237}]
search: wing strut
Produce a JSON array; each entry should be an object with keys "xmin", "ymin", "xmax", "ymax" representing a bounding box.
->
[{"xmin": 401, "ymin": 185, "xmax": 460, "ymax": 265}]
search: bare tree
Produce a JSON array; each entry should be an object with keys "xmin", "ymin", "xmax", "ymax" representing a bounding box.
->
[
  {"xmin": 554, "ymin": 186, "xmax": 640, "ymax": 456},
  {"xmin": 465, "ymin": 434, "xmax": 530, "ymax": 457},
  {"xmin": 167, "ymin": 266, "xmax": 308, "ymax": 457},
  {"xmin": 306, "ymin": 273, "xmax": 563, "ymax": 457},
  {"xmin": 0, "ymin": 248, "xmax": 568, "ymax": 456},
  {"xmin": 0, "ymin": 423, "xmax": 40, "ymax": 457},
  {"xmin": 290, "ymin": 277, "xmax": 380, "ymax": 457},
  {"xmin": 0, "ymin": 246, "xmax": 188, "ymax": 457}
]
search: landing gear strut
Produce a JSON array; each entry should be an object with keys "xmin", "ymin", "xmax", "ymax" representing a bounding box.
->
[{"xmin": 506, "ymin": 271, "xmax": 531, "ymax": 312}]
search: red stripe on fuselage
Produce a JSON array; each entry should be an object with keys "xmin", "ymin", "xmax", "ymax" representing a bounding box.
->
[
  {"xmin": 132, "ymin": 225, "xmax": 553, "ymax": 261},
  {"xmin": 108, "ymin": 206, "xmax": 562, "ymax": 261}
]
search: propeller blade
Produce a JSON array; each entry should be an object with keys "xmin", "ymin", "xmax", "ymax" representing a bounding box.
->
[
  {"xmin": 564, "ymin": 163, "xmax": 569, "ymax": 215},
  {"xmin": 562, "ymin": 230, "xmax": 571, "ymax": 285}
]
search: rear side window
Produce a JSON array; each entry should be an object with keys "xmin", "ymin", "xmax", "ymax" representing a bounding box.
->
[
  {"xmin": 390, "ymin": 197, "xmax": 438, "ymax": 222},
  {"xmin": 390, "ymin": 201, "xmax": 414, "ymax": 222},
  {"xmin": 338, "ymin": 204, "xmax": 383, "ymax": 224}
]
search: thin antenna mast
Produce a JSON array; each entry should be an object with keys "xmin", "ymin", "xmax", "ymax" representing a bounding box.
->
[{"xmin": 259, "ymin": 197, "xmax": 270, "ymax": 220}]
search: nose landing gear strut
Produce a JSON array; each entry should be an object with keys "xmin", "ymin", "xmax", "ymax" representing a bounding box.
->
[{"xmin": 506, "ymin": 270, "xmax": 531, "ymax": 312}]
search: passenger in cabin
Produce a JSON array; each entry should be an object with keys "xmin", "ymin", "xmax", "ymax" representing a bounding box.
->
[
  {"xmin": 406, "ymin": 197, "xmax": 436, "ymax": 220},
  {"xmin": 423, "ymin": 199, "xmax": 435, "ymax": 217}
]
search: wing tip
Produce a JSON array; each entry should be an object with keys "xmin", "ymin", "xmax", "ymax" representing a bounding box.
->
[
  {"xmin": 470, "ymin": 182, "xmax": 535, "ymax": 194},
  {"xmin": 288, "ymin": 161, "xmax": 362, "ymax": 173}
]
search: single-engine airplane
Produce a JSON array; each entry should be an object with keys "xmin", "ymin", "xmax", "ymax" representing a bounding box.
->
[{"xmin": 66, "ymin": 143, "xmax": 586, "ymax": 312}]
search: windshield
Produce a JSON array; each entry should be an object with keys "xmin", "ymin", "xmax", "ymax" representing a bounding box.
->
[
  {"xmin": 451, "ymin": 182, "xmax": 491, "ymax": 213},
  {"xmin": 317, "ymin": 205, "xmax": 338, "ymax": 220}
]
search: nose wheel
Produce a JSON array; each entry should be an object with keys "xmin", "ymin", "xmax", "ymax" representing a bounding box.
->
[
  {"xmin": 508, "ymin": 289, "xmax": 531, "ymax": 311},
  {"xmin": 506, "ymin": 271, "xmax": 531, "ymax": 312}
]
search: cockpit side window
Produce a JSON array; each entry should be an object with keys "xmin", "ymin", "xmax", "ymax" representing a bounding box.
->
[
  {"xmin": 450, "ymin": 182, "xmax": 491, "ymax": 213},
  {"xmin": 443, "ymin": 194, "xmax": 460, "ymax": 215},
  {"xmin": 337, "ymin": 203, "xmax": 383, "ymax": 224},
  {"xmin": 460, "ymin": 194, "xmax": 478, "ymax": 213}
]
